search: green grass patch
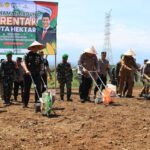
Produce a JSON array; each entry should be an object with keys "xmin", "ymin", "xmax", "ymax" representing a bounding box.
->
[
  {"xmin": 47, "ymin": 70, "xmax": 79, "ymax": 88},
  {"xmin": 47, "ymin": 70, "xmax": 143, "ymax": 89}
]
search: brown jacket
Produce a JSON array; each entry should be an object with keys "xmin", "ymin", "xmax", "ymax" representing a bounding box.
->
[
  {"xmin": 78, "ymin": 53, "xmax": 98, "ymax": 79},
  {"xmin": 120, "ymin": 56, "xmax": 138, "ymax": 73}
]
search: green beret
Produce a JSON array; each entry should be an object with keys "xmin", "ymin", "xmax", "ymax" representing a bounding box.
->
[
  {"xmin": 6, "ymin": 51, "xmax": 13, "ymax": 56},
  {"xmin": 62, "ymin": 54, "xmax": 68, "ymax": 59}
]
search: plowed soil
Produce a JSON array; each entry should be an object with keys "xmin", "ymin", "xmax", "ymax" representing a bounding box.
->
[{"xmin": 0, "ymin": 89, "xmax": 150, "ymax": 150}]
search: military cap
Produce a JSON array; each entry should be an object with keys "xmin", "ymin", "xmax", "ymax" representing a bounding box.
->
[
  {"xmin": 6, "ymin": 51, "xmax": 13, "ymax": 56},
  {"xmin": 62, "ymin": 54, "xmax": 69, "ymax": 59}
]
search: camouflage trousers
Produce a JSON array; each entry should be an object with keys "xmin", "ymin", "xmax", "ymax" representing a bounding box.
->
[
  {"xmin": 59, "ymin": 80, "xmax": 72, "ymax": 100},
  {"xmin": 3, "ymin": 77, "xmax": 13, "ymax": 104},
  {"xmin": 0, "ymin": 79, "xmax": 3, "ymax": 100}
]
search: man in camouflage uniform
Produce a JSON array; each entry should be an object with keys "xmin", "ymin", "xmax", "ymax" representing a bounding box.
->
[
  {"xmin": 14, "ymin": 57, "xmax": 24, "ymax": 102},
  {"xmin": 56, "ymin": 54, "xmax": 73, "ymax": 101},
  {"xmin": 116, "ymin": 55, "xmax": 124, "ymax": 93},
  {"xmin": 141, "ymin": 60, "xmax": 150, "ymax": 97},
  {"xmin": 139, "ymin": 59, "xmax": 149, "ymax": 97},
  {"xmin": 39, "ymin": 51, "xmax": 52, "ymax": 93},
  {"xmin": 1, "ymin": 52, "xmax": 16, "ymax": 106},
  {"xmin": 0, "ymin": 59, "xmax": 4, "ymax": 101}
]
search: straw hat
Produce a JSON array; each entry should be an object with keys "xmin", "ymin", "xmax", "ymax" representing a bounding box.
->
[
  {"xmin": 124, "ymin": 48, "xmax": 136, "ymax": 56},
  {"xmin": 84, "ymin": 46, "xmax": 97, "ymax": 54},
  {"xmin": 28, "ymin": 41, "xmax": 45, "ymax": 51},
  {"xmin": 146, "ymin": 60, "xmax": 150, "ymax": 64}
]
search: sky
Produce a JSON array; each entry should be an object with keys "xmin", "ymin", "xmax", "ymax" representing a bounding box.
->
[
  {"xmin": 52, "ymin": 0, "xmax": 150, "ymax": 66},
  {"xmin": 1, "ymin": 0, "xmax": 150, "ymax": 66}
]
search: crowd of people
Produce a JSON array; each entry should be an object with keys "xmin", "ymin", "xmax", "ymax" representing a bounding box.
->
[
  {"xmin": 77, "ymin": 47, "xmax": 149, "ymax": 102},
  {"xmin": 0, "ymin": 41, "xmax": 52, "ymax": 107},
  {"xmin": 0, "ymin": 41, "xmax": 150, "ymax": 109}
]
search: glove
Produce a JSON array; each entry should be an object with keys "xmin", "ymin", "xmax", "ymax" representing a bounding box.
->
[{"xmin": 83, "ymin": 67, "xmax": 88, "ymax": 73}]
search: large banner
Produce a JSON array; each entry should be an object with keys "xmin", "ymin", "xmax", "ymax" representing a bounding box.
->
[{"xmin": 0, "ymin": 0, "xmax": 58, "ymax": 55}]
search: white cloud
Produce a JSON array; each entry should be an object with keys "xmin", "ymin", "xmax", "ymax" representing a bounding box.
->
[
  {"xmin": 111, "ymin": 24, "xmax": 150, "ymax": 53},
  {"xmin": 57, "ymin": 23, "xmax": 150, "ymax": 53},
  {"xmin": 57, "ymin": 31, "xmax": 103, "ymax": 52},
  {"xmin": 56, "ymin": 23, "xmax": 150, "ymax": 64}
]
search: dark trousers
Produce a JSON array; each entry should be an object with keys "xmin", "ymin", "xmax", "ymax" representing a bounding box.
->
[
  {"xmin": 123, "ymin": 81, "xmax": 134, "ymax": 96},
  {"xmin": 79, "ymin": 75, "xmax": 92, "ymax": 100},
  {"xmin": 41, "ymin": 73, "xmax": 47, "ymax": 93},
  {"xmin": 14, "ymin": 81, "xmax": 24, "ymax": 101},
  {"xmin": 59, "ymin": 80, "xmax": 72, "ymax": 99},
  {"xmin": 118, "ymin": 70, "xmax": 133, "ymax": 96},
  {"xmin": 141, "ymin": 80, "xmax": 146, "ymax": 95},
  {"xmin": 0, "ymin": 79, "xmax": 4, "ymax": 100},
  {"xmin": 3, "ymin": 77, "xmax": 13, "ymax": 104},
  {"xmin": 94, "ymin": 75, "xmax": 107, "ymax": 96},
  {"xmin": 23, "ymin": 73, "xmax": 41, "ymax": 106},
  {"xmin": 116, "ymin": 76, "xmax": 120, "ymax": 93}
]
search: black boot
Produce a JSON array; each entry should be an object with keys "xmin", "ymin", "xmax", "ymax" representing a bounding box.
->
[
  {"xmin": 60, "ymin": 96, "xmax": 64, "ymax": 101},
  {"xmin": 67, "ymin": 97, "xmax": 72, "ymax": 101}
]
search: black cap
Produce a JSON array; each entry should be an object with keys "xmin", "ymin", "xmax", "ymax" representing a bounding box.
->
[
  {"xmin": 101, "ymin": 51, "xmax": 106, "ymax": 54},
  {"xmin": 0, "ymin": 59, "xmax": 4, "ymax": 62},
  {"xmin": 144, "ymin": 59, "xmax": 148, "ymax": 63},
  {"xmin": 17, "ymin": 57, "xmax": 22, "ymax": 61}
]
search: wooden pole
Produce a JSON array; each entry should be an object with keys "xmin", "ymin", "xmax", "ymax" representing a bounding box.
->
[{"xmin": 55, "ymin": 51, "xmax": 57, "ymax": 89}]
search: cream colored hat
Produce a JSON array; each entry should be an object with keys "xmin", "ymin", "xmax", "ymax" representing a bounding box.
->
[
  {"xmin": 28, "ymin": 41, "xmax": 45, "ymax": 51},
  {"xmin": 146, "ymin": 60, "xmax": 150, "ymax": 64},
  {"xmin": 124, "ymin": 48, "xmax": 136, "ymax": 56},
  {"xmin": 84, "ymin": 46, "xmax": 97, "ymax": 54}
]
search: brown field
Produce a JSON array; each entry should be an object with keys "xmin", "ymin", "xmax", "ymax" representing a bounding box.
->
[{"xmin": 0, "ymin": 89, "xmax": 150, "ymax": 150}]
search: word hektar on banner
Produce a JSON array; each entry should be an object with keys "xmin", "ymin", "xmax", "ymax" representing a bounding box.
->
[{"xmin": 0, "ymin": 26, "xmax": 36, "ymax": 33}]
